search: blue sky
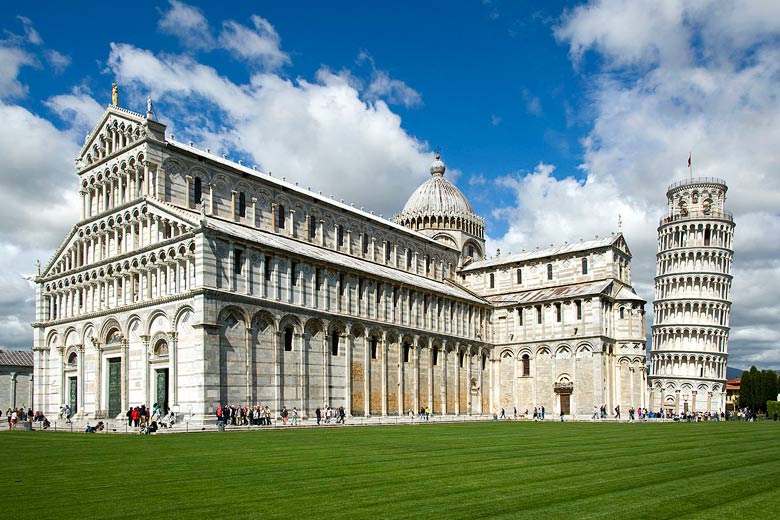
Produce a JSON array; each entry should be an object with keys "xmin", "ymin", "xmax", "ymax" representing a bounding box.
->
[{"xmin": 1, "ymin": 1, "xmax": 779, "ymax": 370}]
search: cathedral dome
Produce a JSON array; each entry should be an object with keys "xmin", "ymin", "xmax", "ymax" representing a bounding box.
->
[{"xmin": 399, "ymin": 155, "xmax": 475, "ymax": 216}]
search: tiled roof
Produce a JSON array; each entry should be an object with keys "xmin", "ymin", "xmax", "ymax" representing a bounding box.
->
[
  {"xmin": 484, "ymin": 280, "xmax": 613, "ymax": 306},
  {"xmin": 616, "ymin": 285, "xmax": 646, "ymax": 302},
  {"xmin": 0, "ymin": 349, "xmax": 33, "ymax": 367},
  {"xmin": 166, "ymin": 140, "xmax": 455, "ymax": 251},
  {"xmin": 200, "ymin": 214, "xmax": 488, "ymax": 305},
  {"xmin": 462, "ymin": 235, "xmax": 621, "ymax": 272}
]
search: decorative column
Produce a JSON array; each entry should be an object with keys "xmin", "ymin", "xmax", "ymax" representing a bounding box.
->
[
  {"xmin": 140, "ymin": 335, "xmax": 150, "ymax": 407},
  {"xmin": 381, "ymin": 335, "xmax": 388, "ymax": 416},
  {"xmin": 345, "ymin": 333, "xmax": 353, "ymax": 416},
  {"xmin": 300, "ymin": 332, "xmax": 309, "ymax": 417}
]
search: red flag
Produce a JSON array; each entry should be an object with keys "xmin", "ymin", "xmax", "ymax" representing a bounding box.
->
[{"xmin": 687, "ymin": 153, "xmax": 691, "ymax": 168}]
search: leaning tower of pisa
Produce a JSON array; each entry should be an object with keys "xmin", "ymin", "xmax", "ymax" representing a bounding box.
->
[{"xmin": 648, "ymin": 177, "xmax": 735, "ymax": 415}]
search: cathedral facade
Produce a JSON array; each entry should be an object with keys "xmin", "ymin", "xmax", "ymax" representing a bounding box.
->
[{"xmin": 32, "ymin": 101, "xmax": 646, "ymax": 423}]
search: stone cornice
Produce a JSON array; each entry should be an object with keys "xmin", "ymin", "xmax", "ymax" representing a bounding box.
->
[{"xmin": 31, "ymin": 291, "xmax": 197, "ymax": 329}]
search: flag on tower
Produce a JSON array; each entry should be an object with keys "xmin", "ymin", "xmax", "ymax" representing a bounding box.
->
[{"xmin": 687, "ymin": 153, "xmax": 691, "ymax": 168}]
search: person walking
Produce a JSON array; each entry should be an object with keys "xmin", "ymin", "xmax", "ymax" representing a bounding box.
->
[
  {"xmin": 281, "ymin": 406, "xmax": 289, "ymax": 425},
  {"xmin": 291, "ymin": 407, "xmax": 298, "ymax": 426},
  {"xmin": 315, "ymin": 407, "xmax": 322, "ymax": 425}
]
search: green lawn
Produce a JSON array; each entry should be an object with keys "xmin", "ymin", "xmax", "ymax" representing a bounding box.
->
[{"xmin": 2, "ymin": 422, "xmax": 779, "ymax": 519}]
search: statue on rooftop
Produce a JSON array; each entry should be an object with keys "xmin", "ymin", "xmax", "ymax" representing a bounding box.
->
[{"xmin": 112, "ymin": 83, "xmax": 119, "ymax": 106}]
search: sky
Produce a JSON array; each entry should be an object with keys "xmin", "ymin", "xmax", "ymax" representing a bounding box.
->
[{"xmin": 0, "ymin": 0, "xmax": 778, "ymax": 371}]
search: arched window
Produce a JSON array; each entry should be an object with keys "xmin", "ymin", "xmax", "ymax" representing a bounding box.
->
[
  {"xmin": 521, "ymin": 354, "xmax": 530, "ymax": 377},
  {"xmin": 337, "ymin": 225, "xmax": 344, "ymax": 247},
  {"xmin": 468, "ymin": 245, "xmax": 475, "ymax": 258},
  {"xmin": 154, "ymin": 339, "xmax": 169, "ymax": 356},
  {"xmin": 370, "ymin": 337, "xmax": 378, "ymax": 360},
  {"xmin": 284, "ymin": 326, "xmax": 293, "ymax": 351},
  {"xmin": 362, "ymin": 234, "xmax": 369, "ymax": 255},
  {"xmin": 481, "ymin": 353, "xmax": 487, "ymax": 370},
  {"xmin": 547, "ymin": 263, "xmax": 553, "ymax": 280},
  {"xmin": 238, "ymin": 192, "xmax": 246, "ymax": 218},
  {"xmin": 432, "ymin": 348, "xmax": 439, "ymax": 366},
  {"xmin": 67, "ymin": 352, "xmax": 78, "ymax": 366},
  {"xmin": 619, "ymin": 307, "xmax": 625, "ymax": 319},
  {"xmin": 403, "ymin": 344, "xmax": 411, "ymax": 363},
  {"xmin": 406, "ymin": 250, "xmax": 413, "ymax": 269},
  {"xmin": 516, "ymin": 268, "xmax": 522, "ymax": 284},
  {"xmin": 489, "ymin": 273, "xmax": 495, "ymax": 289},
  {"xmin": 331, "ymin": 331, "xmax": 340, "ymax": 356},
  {"xmin": 459, "ymin": 350, "xmax": 465, "ymax": 368},
  {"xmin": 194, "ymin": 177, "xmax": 202, "ymax": 205},
  {"xmin": 582, "ymin": 258, "xmax": 588, "ymax": 275},
  {"xmin": 277, "ymin": 204, "xmax": 286, "ymax": 230}
]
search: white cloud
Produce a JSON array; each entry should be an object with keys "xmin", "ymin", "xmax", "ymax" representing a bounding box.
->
[
  {"xmin": 219, "ymin": 15, "xmax": 290, "ymax": 70},
  {"xmin": 357, "ymin": 51, "xmax": 422, "ymax": 108},
  {"xmin": 486, "ymin": 0, "xmax": 780, "ymax": 369},
  {"xmin": 0, "ymin": 46, "xmax": 35, "ymax": 100},
  {"xmin": 157, "ymin": 0, "xmax": 214, "ymax": 50},
  {"xmin": 522, "ymin": 88, "xmax": 543, "ymax": 116},
  {"xmin": 17, "ymin": 16, "xmax": 42, "ymax": 45},
  {"xmin": 107, "ymin": 43, "xmax": 431, "ymax": 217},
  {"xmin": 365, "ymin": 70, "xmax": 422, "ymax": 108},
  {"xmin": 491, "ymin": 114, "xmax": 501, "ymax": 126},
  {"xmin": 45, "ymin": 49, "xmax": 71, "ymax": 74}
]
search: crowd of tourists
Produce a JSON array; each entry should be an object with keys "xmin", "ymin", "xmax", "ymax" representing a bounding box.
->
[
  {"xmin": 215, "ymin": 404, "xmax": 349, "ymax": 427},
  {"xmin": 126, "ymin": 403, "xmax": 177, "ymax": 434},
  {"xmin": 6, "ymin": 407, "xmax": 50, "ymax": 430}
]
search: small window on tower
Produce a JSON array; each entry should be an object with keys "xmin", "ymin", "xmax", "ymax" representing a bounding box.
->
[
  {"xmin": 489, "ymin": 273, "xmax": 495, "ymax": 289},
  {"xmin": 238, "ymin": 192, "xmax": 246, "ymax": 218},
  {"xmin": 547, "ymin": 263, "xmax": 553, "ymax": 280},
  {"xmin": 582, "ymin": 258, "xmax": 588, "ymax": 275},
  {"xmin": 516, "ymin": 268, "xmax": 522, "ymax": 284}
]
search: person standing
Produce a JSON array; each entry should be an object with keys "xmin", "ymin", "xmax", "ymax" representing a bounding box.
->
[
  {"xmin": 315, "ymin": 407, "xmax": 322, "ymax": 425},
  {"xmin": 281, "ymin": 406, "xmax": 289, "ymax": 425},
  {"xmin": 541, "ymin": 406, "xmax": 545, "ymax": 420},
  {"xmin": 291, "ymin": 407, "xmax": 298, "ymax": 426}
]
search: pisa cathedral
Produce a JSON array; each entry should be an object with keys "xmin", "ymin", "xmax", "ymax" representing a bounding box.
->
[{"xmin": 31, "ymin": 99, "xmax": 648, "ymax": 424}]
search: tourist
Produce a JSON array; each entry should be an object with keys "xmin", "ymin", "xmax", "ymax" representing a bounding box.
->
[
  {"xmin": 338, "ymin": 406, "xmax": 346, "ymax": 424},
  {"xmin": 592, "ymin": 405, "xmax": 599, "ymax": 420},
  {"xmin": 315, "ymin": 407, "xmax": 322, "ymax": 425},
  {"xmin": 126, "ymin": 407, "xmax": 133, "ymax": 426},
  {"xmin": 281, "ymin": 406, "xmax": 288, "ymax": 425},
  {"xmin": 540, "ymin": 406, "xmax": 545, "ymax": 420},
  {"xmin": 614, "ymin": 405, "xmax": 621, "ymax": 420},
  {"xmin": 291, "ymin": 407, "xmax": 298, "ymax": 426},
  {"xmin": 426, "ymin": 406, "xmax": 431, "ymax": 420}
]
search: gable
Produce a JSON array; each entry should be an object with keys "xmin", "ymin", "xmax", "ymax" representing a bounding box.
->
[
  {"xmin": 41, "ymin": 198, "xmax": 198, "ymax": 279},
  {"xmin": 76, "ymin": 106, "xmax": 150, "ymax": 171}
]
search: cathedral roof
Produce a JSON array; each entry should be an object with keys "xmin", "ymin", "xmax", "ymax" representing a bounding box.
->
[
  {"xmin": 397, "ymin": 156, "xmax": 476, "ymax": 219},
  {"xmin": 190, "ymin": 209, "xmax": 488, "ymax": 305},
  {"xmin": 484, "ymin": 280, "xmax": 613, "ymax": 306},
  {"xmin": 0, "ymin": 349, "xmax": 33, "ymax": 367},
  {"xmin": 462, "ymin": 234, "xmax": 628, "ymax": 272}
]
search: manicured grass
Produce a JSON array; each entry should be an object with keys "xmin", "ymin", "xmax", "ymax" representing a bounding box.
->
[{"xmin": 2, "ymin": 421, "xmax": 779, "ymax": 519}]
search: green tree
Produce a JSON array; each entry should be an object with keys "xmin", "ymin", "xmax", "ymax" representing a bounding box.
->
[{"xmin": 759, "ymin": 370, "xmax": 778, "ymax": 412}]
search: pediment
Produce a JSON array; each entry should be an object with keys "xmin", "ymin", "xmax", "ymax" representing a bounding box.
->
[
  {"xmin": 76, "ymin": 106, "xmax": 163, "ymax": 170},
  {"xmin": 41, "ymin": 198, "xmax": 198, "ymax": 279},
  {"xmin": 613, "ymin": 234, "xmax": 632, "ymax": 257}
]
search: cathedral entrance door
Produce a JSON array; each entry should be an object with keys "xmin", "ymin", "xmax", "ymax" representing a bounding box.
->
[
  {"xmin": 156, "ymin": 368, "xmax": 169, "ymax": 411},
  {"xmin": 560, "ymin": 393, "xmax": 570, "ymax": 415},
  {"xmin": 107, "ymin": 358, "xmax": 122, "ymax": 418},
  {"xmin": 68, "ymin": 377, "xmax": 78, "ymax": 414}
]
